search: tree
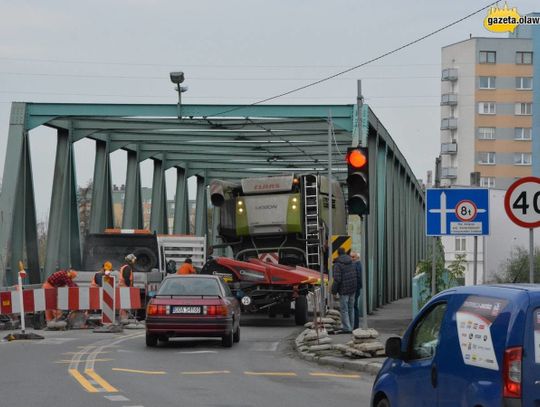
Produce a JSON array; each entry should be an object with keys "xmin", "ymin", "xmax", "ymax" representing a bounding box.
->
[{"xmin": 494, "ymin": 246, "xmax": 540, "ymax": 283}]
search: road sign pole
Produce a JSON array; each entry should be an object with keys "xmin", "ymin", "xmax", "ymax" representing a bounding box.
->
[
  {"xmin": 431, "ymin": 237, "xmax": 436, "ymax": 296},
  {"xmin": 530, "ymin": 228, "xmax": 535, "ymax": 284},
  {"xmin": 473, "ymin": 236, "xmax": 478, "ymax": 285}
]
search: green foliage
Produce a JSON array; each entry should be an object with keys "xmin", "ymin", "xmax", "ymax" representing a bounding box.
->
[
  {"xmin": 494, "ymin": 246, "xmax": 540, "ymax": 283},
  {"xmin": 416, "ymin": 239, "xmax": 465, "ymax": 308}
]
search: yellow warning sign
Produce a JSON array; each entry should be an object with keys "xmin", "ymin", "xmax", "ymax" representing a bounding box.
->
[{"xmin": 330, "ymin": 235, "xmax": 352, "ymax": 260}]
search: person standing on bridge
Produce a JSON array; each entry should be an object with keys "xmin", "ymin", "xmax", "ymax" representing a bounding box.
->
[
  {"xmin": 42, "ymin": 269, "xmax": 78, "ymax": 322},
  {"xmin": 331, "ymin": 247, "xmax": 357, "ymax": 333},
  {"xmin": 351, "ymin": 252, "xmax": 363, "ymax": 330},
  {"xmin": 119, "ymin": 254, "xmax": 136, "ymax": 322},
  {"xmin": 177, "ymin": 257, "xmax": 196, "ymax": 275}
]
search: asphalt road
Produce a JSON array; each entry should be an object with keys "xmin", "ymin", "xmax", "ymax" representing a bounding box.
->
[{"xmin": 0, "ymin": 316, "xmax": 375, "ymax": 407}]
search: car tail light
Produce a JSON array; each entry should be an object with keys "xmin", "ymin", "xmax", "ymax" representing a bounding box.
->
[
  {"xmin": 503, "ymin": 346, "xmax": 522, "ymax": 398},
  {"xmin": 147, "ymin": 304, "xmax": 168, "ymax": 316},
  {"xmin": 204, "ymin": 305, "xmax": 229, "ymax": 316}
]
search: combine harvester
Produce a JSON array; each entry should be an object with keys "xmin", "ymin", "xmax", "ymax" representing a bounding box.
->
[{"xmin": 202, "ymin": 173, "xmax": 346, "ymax": 325}]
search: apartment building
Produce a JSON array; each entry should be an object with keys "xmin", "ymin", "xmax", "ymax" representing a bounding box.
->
[
  {"xmin": 439, "ymin": 35, "xmax": 536, "ymax": 284},
  {"xmin": 440, "ymin": 37, "xmax": 534, "ymax": 189}
]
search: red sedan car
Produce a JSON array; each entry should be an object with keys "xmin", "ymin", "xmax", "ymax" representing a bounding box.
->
[{"xmin": 145, "ymin": 274, "xmax": 241, "ymax": 348}]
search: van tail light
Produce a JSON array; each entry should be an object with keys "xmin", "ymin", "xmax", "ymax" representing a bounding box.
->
[
  {"xmin": 147, "ymin": 304, "xmax": 168, "ymax": 316},
  {"xmin": 503, "ymin": 346, "xmax": 522, "ymax": 398},
  {"xmin": 204, "ymin": 305, "xmax": 229, "ymax": 316}
]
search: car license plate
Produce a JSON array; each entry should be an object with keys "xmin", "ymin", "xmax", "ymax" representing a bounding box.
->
[{"xmin": 172, "ymin": 306, "xmax": 201, "ymax": 314}]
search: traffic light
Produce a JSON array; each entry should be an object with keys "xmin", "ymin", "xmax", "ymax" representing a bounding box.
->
[{"xmin": 346, "ymin": 146, "xmax": 369, "ymax": 215}]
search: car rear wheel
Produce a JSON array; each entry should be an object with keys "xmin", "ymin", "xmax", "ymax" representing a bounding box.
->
[
  {"xmin": 146, "ymin": 333, "xmax": 158, "ymax": 347},
  {"xmin": 376, "ymin": 398, "xmax": 390, "ymax": 407},
  {"xmin": 222, "ymin": 330, "xmax": 234, "ymax": 348},
  {"xmin": 158, "ymin": 336, "xmax": 169, "ymax": 344},
  {"xmin": 294, "ymin": 295, "xmax": 308, "ymax": 326},
  {"xmin": 233, "ymin": 326, "xmax": 240, "ymax": 343}
]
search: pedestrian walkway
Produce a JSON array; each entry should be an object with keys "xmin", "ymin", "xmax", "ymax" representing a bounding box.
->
[{"xmin": 295, "ymin": 297, "xmax": 413, "ymax": 375}]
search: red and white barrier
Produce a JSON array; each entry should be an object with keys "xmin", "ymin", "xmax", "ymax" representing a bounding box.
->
[
  {"xmin": 102, "ymin": 275, "xmax": 115, "ymax": 324},
  {"xmin": 0, "ymin": 287, "xmax": 141, "ymax": 315}
]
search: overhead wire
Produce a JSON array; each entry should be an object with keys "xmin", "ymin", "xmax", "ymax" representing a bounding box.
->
[{"xmin": 211, "ymin": 0, "xmax": 500, "ymax": 117}]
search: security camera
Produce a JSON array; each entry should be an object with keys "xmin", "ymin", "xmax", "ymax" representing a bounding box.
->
[{"xmin": 170, "ymin": 71, "xmax": 185, "ymax": 84}]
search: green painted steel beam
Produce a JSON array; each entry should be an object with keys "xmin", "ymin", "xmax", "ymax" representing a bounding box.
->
[
  {"xmin": 25, "ymin": 103, "xmax": 355, "ymax": 131},
  {"xmin": 173, "ymin": 167, "xmax": 189, "ymax": 234},
  {"xmin": 149, "ymin": 158, "xmax": 168, "ymax": 234},
  {"xmin": 122, "ymin": 147, "xmax": 144, "ymax": 229},
  {"xmin": 89, "ymin": 138, "xmax": 114, "ymax": 233},
  {"xmin": 195, "ymin": 174, "xmax": 207, "ymax": 238}
]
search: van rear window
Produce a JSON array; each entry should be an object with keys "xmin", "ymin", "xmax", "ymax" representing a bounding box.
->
[{"xmin": 456, "ymin": 295, "xmax": 508, "ymax": 371}]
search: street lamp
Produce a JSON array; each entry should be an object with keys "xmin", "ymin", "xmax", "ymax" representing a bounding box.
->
[{"xmin": 169, "ymin": 71, "xmax": 188, "ymax": 118}]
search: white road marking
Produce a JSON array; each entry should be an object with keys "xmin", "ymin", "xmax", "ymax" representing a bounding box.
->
[
  {"xmin": 104, "ymin": 395, "xmax": 130, "ymax": 401},
  {"xmin": 177, "ymin": 350, "xmax": 218, "ymax": 354},
  {"xmin": 250, "ymin": 341, "xmax": 279, "ymax": 351}
]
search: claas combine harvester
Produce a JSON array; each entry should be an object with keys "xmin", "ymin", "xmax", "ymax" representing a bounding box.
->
[{"xmin": 201, "ymin": 174, "xmax": 346, "ymax": 325}]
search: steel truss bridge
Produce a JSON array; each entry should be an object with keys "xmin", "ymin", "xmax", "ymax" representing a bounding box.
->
[{"xmin": 0, "ymin": 101, "xmax": 426, "ymax": 311}]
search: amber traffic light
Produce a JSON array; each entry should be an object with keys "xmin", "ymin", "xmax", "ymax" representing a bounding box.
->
[{"xmin": 346, "ymin": 146, "xmax": 369, "ymax": 215}]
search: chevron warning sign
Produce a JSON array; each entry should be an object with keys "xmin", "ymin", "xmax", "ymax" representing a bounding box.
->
[{"xmin": 331, "ymin": 235, "xmax": 352, "ymax": 260}]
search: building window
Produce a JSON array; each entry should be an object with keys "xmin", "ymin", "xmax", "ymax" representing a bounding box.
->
[
  {"xmin": 514, "ymin": 153, "xmax": 532, "ymax": 165},
  {"xmin": 478, "ymin": 127, "xmax": 496, "ymax": 140},
  {"xmin": 455, "ymin": 238, "xmax": 466, "ymax": 252},
  {"xmin": 514, "ymin": 127, "xmax": 532, "ymax": 140},
  {"xmin": 478, "ymin": 152, "xmax": 496, "ymax": 165},
  {"xmin": 478, "ymin": 102, "xmax": 496, "ymax": 115},
  {"xmin": 516, "ymin": 77, "xmax": 533, "ymax": 90},
  {"xmin": 515, "ymin": 102, "xmax": 532, "ymax": 115},
  {"xmin": 516, "ymin": 51, "xmax": 533, "ymax": 65},
  {"xmin": 479, "ymin": 76, "xmax": 496, "ymax": 89},
  {"xmin": 480, "ymin": 177, "xmax": 495, "ymax": 188},
  {"xmin": 480, "ymin": 51, "xmax": 496, "ymax": 64}
]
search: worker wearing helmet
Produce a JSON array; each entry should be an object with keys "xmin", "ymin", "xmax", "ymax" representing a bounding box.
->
[
  {"xmin": 91, "ymin": 261, "xmax": 113, "ymax": 288},
  {"xmin": 119, "ymin": 254, "xmax": 136, "ymax": 287},
  {"xmin": 42, "ymin": 268, "xmax": 78, "ymax": 322},
  {"xmin": 119, "ymin": 254, "xmax": 136, "ymax": 322},
  {"xmin": 177, "ymin": 257, "xmax": 196, "ymax": 275}
]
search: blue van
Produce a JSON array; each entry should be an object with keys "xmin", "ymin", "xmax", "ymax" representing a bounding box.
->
[{"xmin": 371, "ymin": 285, "xmax": 540, "ymax": 407}]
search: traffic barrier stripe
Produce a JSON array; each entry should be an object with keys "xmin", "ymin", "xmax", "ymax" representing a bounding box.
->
[{"xmin": 0, "ymin": 287, "xmax": 142, "ymax": 315}]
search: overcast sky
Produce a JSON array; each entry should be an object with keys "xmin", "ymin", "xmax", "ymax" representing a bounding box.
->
[{"xmin": 0, "ymin": 0, "xmax": 537, "ymax": 220}]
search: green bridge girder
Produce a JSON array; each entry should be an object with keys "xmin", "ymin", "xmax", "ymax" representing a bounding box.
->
[{"xmin": 0, "ymin": 101, "xmax": 426, "ymax": 312}]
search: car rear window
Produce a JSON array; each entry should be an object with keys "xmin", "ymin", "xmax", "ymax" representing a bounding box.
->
[{"xmin": 158, "ymin": 278, "xmax": 221, "ymax": 296}]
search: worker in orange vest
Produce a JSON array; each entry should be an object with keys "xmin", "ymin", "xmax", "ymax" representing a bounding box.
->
[
  {"xmin": 91, "ymin": 261, "xmax": 113, "ymax": 288},
  {"xmin": 42, "ymin": 269, "xmax": 78, "ymax": 322},
  {"xmin": 177, "ymin": 258, "xmax": 196, "ymax": 275},
  {"xmin": 118, "ymin": 254, "xmax": 136, "ymax": 322}
]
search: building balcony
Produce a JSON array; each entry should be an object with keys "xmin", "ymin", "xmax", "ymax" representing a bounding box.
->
[
  {"xmin": 441, "ymin": 118, "xmax": 458, "ymax": 130},
  {"xmin": 441, "ymin": 142, "xmax": 458, "ymax": 154},
  {"xmin": 441, "ymin": 68, "xmax": 458, "ymax": 81},
  {"xmin": 441, "ymin": 167, "xmax": 458, "ymax": 179},
  {"xmin": 441, "ymin": 93, "xmax": 458, "ymax": 106}
]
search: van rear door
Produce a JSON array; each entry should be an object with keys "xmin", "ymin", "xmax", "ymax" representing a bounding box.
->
[{"xmin": 521, "ymin": 295, "xmax": 540, "ymax": 406}]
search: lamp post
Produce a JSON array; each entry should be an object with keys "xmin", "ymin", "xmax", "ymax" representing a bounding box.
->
[{"xmin": 169, "ymin": 71, "xmax": 188, "ymax": 119}]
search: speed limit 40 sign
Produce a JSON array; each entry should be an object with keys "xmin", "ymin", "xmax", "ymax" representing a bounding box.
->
[{"xmin": 504, "ymin": 177, "xmax": 540, "ymax": 228}]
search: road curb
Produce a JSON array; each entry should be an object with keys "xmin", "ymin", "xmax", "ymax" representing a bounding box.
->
[{"xmin": 294, "ymin": 333, "xmax": 384, "ymax": 375}]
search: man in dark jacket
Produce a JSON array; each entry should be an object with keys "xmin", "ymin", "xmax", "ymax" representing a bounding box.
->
[
  {"xmin": 351, "ymin": 252, "xmax": 363, "ymax": 330},
  {"xmin": 332, "ymin": 247, "xmax": 357, "ymax": 333}
]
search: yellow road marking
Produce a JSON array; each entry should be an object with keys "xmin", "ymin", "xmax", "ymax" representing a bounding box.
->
[
  {"xmin": 244, "ymin": 371, "xmax": 297, "ymax": 376},
  {"xmin": 68, "ymin": 369, "xmax": 99, "ymax": 393},
  {"xmin": 85, "ymin": 369, "xmax": 118, "ymax": 392},
  {"xmin": 180, "ymin": 370, "xmax": 231, "ymax": 375},
  {"xmin": 309, "ymin": 372, "xmax": 361, "ymax": 379},
  {"xmin": 56, "ymin": 359, "xmax": 113, "ymax": 364},
  {"xmin": 112, "ymin": 368, "xmax": 167, "ymax": 375}
]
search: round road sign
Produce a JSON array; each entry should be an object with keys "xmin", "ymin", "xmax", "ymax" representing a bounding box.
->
[
  {"xmin": 504, "ymin": 177, "xmax": 540, "ymax": 228},
  {"xmin": 455, "ymin": 199, "xmax": 478, "ymax": 222}
]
